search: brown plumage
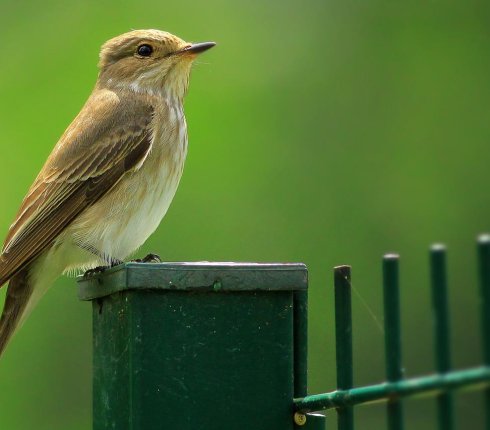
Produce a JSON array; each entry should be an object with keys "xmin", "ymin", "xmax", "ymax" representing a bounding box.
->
[
  {"xmin": 0, "ymin": 29, "xmax": 215, "ymax": 357},
  {"xmin": 1, "ymin": 93, "xmax": 153, "ymax": 285}
]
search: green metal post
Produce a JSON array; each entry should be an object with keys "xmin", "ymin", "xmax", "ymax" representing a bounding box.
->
[
  {"xmin": 478, "ymin": 235, "xmax": 490, "ymax": 430},
  {"xmin": 334, "ymin": 265, "xmax": 354, "ymax": 430},
  {"xmin": 383, "ymin": 254, "xmax": 404, "ymax": 430},
  {"xmin": 429, "ymin": 245, "xmax": 453, "ymax": 430},
  {"xmin": 78, "ymin": 262, "xmax": 308, "ymax": 430}
]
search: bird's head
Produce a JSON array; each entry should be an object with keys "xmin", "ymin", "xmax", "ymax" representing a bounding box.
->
[{"xmin": 97, "ymin": 29, "xmax": 215, "ymax": 99}]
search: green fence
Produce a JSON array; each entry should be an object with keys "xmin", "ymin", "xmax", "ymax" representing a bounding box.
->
[
  {"xmin": 294, "ymin": 235, "xmax": 490, "ymax": 429},
  {"xmin": 78, "ymin": 235, "xmax": 490, "ymax": 429}
]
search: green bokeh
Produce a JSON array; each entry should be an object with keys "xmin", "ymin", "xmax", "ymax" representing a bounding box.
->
[{"xmin": 0, "ymin": 1, "xmax": 489, "ymax": 428}]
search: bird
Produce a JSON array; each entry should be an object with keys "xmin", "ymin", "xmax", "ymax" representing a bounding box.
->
[{"xmin": 0, "ymin": 29, "xmax": 215, "ymax": 357}]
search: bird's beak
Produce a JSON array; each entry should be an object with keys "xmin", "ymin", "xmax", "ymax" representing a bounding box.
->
[{"xmin": 180, "ymin": 42, "xmax": 216, "ymax": 55}]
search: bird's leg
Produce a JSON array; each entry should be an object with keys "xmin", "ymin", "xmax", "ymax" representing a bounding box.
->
[{"xmin": 131, "ymin": 253, "xmax": 162, "ymax": 263}]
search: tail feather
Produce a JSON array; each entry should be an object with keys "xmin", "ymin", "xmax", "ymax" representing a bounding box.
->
[{"xmin": 0, "ymin": 269, "xmax": 33, "ymax": 358}]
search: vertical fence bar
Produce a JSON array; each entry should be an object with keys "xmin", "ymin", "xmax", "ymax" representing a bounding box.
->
[
  {"xmin": 334, "ymin": 265, "xmax": 354, "ymax": 430},
  {"xmin": 383, "ymin": 254, "xmax": 404, "ymax": 430},
  {"xmin": 478, "ymin": 235, "xmax": 490, "ymax": 430},
  {"xmin": 430, "ymin": 244, "xmax": 453, "ymax": 430}
]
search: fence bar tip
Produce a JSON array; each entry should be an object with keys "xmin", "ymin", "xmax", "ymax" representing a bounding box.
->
[
  {"xmin": 430, "ymin": 243, "xmax": 446, "ymax": 253},
  {"xmin": 334, "ymin": 264, "xmax": 351, "ymax": 277},
  {"xmin": 478, "ymin": 234, "xmax": 490, "ymax": 245}
]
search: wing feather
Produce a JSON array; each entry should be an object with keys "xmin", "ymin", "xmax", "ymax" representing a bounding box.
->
[{"xmin": 0, "ymin": 90, "xmax": 154, "ymax": 286}]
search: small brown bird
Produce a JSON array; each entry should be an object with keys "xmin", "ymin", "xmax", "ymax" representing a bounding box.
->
[{"xmin": 0, "ymin": 29, "xmax": 215, "ymax": 357}]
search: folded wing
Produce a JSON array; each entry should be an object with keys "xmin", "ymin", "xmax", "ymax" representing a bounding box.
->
[{"xmin": 0, "ymin": 90, "xmax": 154, "ymax": 286}]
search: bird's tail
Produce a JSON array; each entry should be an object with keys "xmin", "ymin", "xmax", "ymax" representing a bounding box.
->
[
  {"xmin": 0, "ymin": 269, "xmax": 33, "ymax": 358},
  {"xmin": 0, "ymin": 249, "xmax": 66, "ymax": 358}
]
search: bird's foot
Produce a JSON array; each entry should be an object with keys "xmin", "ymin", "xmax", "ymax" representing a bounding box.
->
[
  {"xmin": 83, "ymin": 266, "xmax": 109, "ymax": 278},
  {"xmin": 131, "ymin": 253, "xmax": 162, "ymax": 263},
  {"xmin": 83, "ymin": 259, "xmax": 123, "ymax": 278}
]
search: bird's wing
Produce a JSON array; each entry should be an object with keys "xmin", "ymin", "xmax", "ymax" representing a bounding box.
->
[{"xmin": 0, "ymin": 89, "xmax": 154, "ymax": 286}]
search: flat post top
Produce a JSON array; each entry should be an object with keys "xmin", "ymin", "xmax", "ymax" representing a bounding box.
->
[{"xmin": 77, "ymin": 261, "xmax": 308, "ymax": 301}]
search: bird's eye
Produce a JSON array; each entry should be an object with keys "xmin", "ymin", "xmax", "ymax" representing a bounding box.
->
[{"xmin": 137, "ymin": 44, "xmax": 153, "ymax": 57}]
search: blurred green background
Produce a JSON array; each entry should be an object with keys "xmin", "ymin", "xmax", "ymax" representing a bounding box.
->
[{"xmin": 0, "ymin": 0, "xmax": 489, "ymax": 428}]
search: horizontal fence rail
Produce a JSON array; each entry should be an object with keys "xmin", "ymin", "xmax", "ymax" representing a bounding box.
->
[
  {"xmin": 294, "ymin": 234, "xmax": 490, "ymax": 429},
  {"xmin": 294, "ymin": 366, "xmax": 490, "ymax": 411}
]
